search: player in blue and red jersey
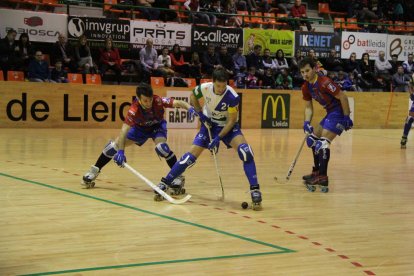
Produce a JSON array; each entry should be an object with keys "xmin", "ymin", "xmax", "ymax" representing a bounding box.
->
[
  {"xmin": 400, "ymin": 73, "xmax": 414, "ymax": 148},
  {"xmin": 299, "ymin": 57, "xmax": 353, "ymax": 191},
  {"xmin": 82, "ymin": 83, "xmax": 193, "ymax": 192}
]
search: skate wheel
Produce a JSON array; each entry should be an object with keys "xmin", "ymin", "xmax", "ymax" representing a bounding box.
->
[
  {"xmin": 181, "ymin": 188, "xmax": 186, "ymax": 194},
  {"xmin": 306, "ymin": 185, "xmax": 316, "ymax": 192},
  {"xmin": 154, "ymin": 195, "xmax": 163, "ymax": 201},
  {"xmin": 252, "ymin": 203, "xmax": 262, "ymax": 211},
  {"xmin": 321, "ymin": 186, "xmax": 329, "ymax": 193}
]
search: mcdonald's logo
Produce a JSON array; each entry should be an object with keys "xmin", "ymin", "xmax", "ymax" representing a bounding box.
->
[{"xmin": 261, "ymin": 94, "xmax": 290, "ymax": 128}]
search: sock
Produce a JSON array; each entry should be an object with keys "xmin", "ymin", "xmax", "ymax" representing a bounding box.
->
[
  {"xmin": 165, "ymin": 152, "xmax": 177, "ymax": 169},
  {"xmin": 165, "ymin": 152, "xmax": 196, "ymax": 183},
  {"xmin": 403, "ymin": 116, "xmax": 414, "ymax": 137},
  {"xmin": 318, "ymin": 148, "xmax": 330, "ymax": 176},
  {"xmin": 95, "ymin": 153, "xmax": 112, "ymax": 170},
  {"xmin": 244, "ymin": 160, "xmax": 259, "ymax": 188},
  {"xmin": 312, "ymin": 146, "xmax": 320, "ymax": 171}
]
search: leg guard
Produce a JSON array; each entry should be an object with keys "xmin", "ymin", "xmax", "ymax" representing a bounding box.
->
[
  {"xmin": 238, "ymin": 143, "xmax": 258, "ymax": 186},
  {"xmin": 165, "ymin": 152, "xmax": 196, "ymax": 182},
  {"xmin": 155, "ymin": 143, "xmax": 177, "ymax": 168},
  {"xmin": 103, "ymin": 140, "xmax": 118, "ymax": 158},
  {"xmin": 316, "ymin": 138, "xmax": 331, "ymax": 176},
  {"xmin": 403, "ymin": 116, "xmax": 414, "ymax": 137},
  {"xmin": 306, "ymin": 133, "xmax": 319, "ymax": 148}
]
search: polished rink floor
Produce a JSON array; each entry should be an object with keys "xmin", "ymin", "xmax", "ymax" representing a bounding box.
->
[{"xmin": 1, "ymin": 128, "xmax": 413, "ymax": 275}]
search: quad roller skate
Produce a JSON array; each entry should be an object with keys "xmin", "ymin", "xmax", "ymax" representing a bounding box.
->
[
  {"xmin": 304, "ymin": 175, "xmax": 329, "ymax": 193},
  {"xmin": 302, "ymin": 167, "xmax": 319, "ymax": 181},
  {"xmin": 250, "ymin": 186, "xmax": 262, "ymax": 211},
  {"xmin": 81, "ymin": 165, "xmax": 100, "ymax": 188},
  {"xmin": 154, "ymin": 178, "xmax": 170, "ymax": 201},
  {"xmin": 169, "ymin": 175, "xmax": 186, "ymax": 196},
  {"xmin": 401, "ymin": 136, "xmax": 407, "ymax": 149}
]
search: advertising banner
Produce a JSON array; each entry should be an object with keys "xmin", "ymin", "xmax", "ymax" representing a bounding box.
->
[
  {"xmin": 261, "ymin": 93, "xmax": 290, "ymax": 128},
  {"xmin": 165, "ymin": 91, "xmax": 197, "ymax": 128},
  {"xmin": 295, "ymin": 31, "xmax": 341, "ymax": 58},
  {"xmin": 387, "ymin": 35, "xmax": 414, "ymax": 61},
  {"xmin": 130, "ymin": 21, "xmax": 191, "ymax": 51},
  {"xmin": 243, "ymin": 29, "xmax": 294, "ymax": 57},
  {"xmin": 0, "ymin": 8, "xmax": 67, "ymax": 43},
  {"xmin": 341, "ymin": 31, "xmax": 387, "ymax": 59},
  {"xmin": 191, "ymin": 25, "xmax": 243, "ymax": 52}
]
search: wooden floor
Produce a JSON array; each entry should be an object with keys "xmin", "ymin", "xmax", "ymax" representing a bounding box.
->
[{"xmin": 1, "ymin": 128, "xmax": 413, "ymax": 275}]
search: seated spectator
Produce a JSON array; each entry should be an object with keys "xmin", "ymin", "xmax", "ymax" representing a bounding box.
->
[
  {"xmin": 234, "ymin": 66, "xmax": 247, "ymax": 88},
  {"xmin": 154, "ymin": 0, "xmax": 178, "ymax": 22},
  {"xmin": 75, "ymin": 35, "xmax": 95, "ymax": 74},
  {"xmin": 15, "ymin": 33, "xmax": 33, "ymax": 72},
  {"xmin": 262, "ymin": 48, "xmax": 277, "ymax": 73},
  {"xmin": 278, "ymin": 0, "xmax": 294, "ymax": 14},
  {"xmin": 28, "ymin": 50, "xmax": 53, "ymax": 82},
  {"xmin": 359, "ymin": 53, "xmax": 375, "ymax": 89},
  {"xmin": 51, "ymin": 60, "xmax": 68, "ymax": 83},
  {"xmin": 324, "ymin": 49, "xmax": 343, "ymax": 73},
  {"xmin": 51, "ymin": 32, "xmax": 77, "ymax": 72},
  {"xmin": 274, "ymin": 49, "xmax": 289, "ymax": 75},
  {"xmin": 389, "ymin": 54, "xmax": 400, "ymax": 75},
  {"xmin": 201, "ymin": 44, "xmax": 220, "ymax": 77},
  {"xmin": 308, "ymin": 49, "xmax": 326, "ymax": 76},
  {"xmin": 140, "ymin": 38, "xmax": 163, "ymax": 82},
  {"xmin": 392, "ymin": 65, "xmax": 410, "ymax": 92},
  {"xmin": 291, "ymin": 48, "xmax": 304, "ymax": 87},
  {"xmin": 275, "ymin": 68, "xmax": 293, "ymax": 89},
  {"xmin": 189, "ymin": 52, "xmax": 202, "ymax": 79},
  {"xmin": 344, "ymin": 52, "xmax": 360, "ymax": 76},
  {"xmin": 184, "ymin": 0, "xmax": 216, "ymax": 26},
  {"xmin": 290, "ymin": 0, "xmax": 314, "ymax": 32},
  {"xmin": 261, "ymin": 68, "xmax": 275, "ymax": 88},
  {"xmin": 0, "ymin": 29, "xmax": 20, "ymax": 77},
  {"xmin": 99, "ymin": 37, "xmax": 122, "ymax": 84},
  {"xmin": 218, "ymin": 46, "xmax": 234, "ymax": 77},
  {"xmin": 158, "ymin": 46, "xmax": 175, "ymax": 77},
  {"xmin": 335, "ymin": 71, "xmax": 357, "ymax": 91},
  {"xmin": 223, "ymin": 0, "xmax": 242, "ymax": 27},
  {"xmin": 170, "ymin": 44, "xmax": 190, "ymax": 77},
  {"xmin": 233, "ymin": 47, "xmax": 247, "ymax": 75},
  {"xmin": 246, "ymin": 66, "xmax": 259, "ymax": 88},
  {"xmin": 375, "ymin": 50, "xmax": 392, "ymax": 91},
  {"xmin": 403, "ymin": 53, "xmax": 414, "ymax": 77},
  {"xmin": 137, "ymin": 0, "xmax": 160, "ymax": 21},
  {"xmin": 348, "ymin": 73, "xmax": 362, "ymax": 92},
  {"xmin": 246, "ymin": 44, "xmax": 264, "ymax": 76}
]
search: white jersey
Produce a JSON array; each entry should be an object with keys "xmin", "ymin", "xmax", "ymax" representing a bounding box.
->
[{"xmin": 193, "ymin": 82, "xmax": 240, "ymax": 126}]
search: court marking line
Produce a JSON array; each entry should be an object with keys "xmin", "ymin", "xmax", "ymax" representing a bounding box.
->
[{"xmin": 0, "ymin": 172, "xmax": 294, "ymax": 275}]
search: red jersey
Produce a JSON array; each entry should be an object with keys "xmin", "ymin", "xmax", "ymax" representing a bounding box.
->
[
  {"xmin": 124, "ymin": 95, "xmax": 174, "ymax": 128},
  {"xmin": 302, "ymin": 75, "xmax": 342, "ymax": 113}
]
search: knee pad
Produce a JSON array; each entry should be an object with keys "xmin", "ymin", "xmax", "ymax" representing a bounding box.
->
[
  {"xmin": 315, "ymin": 138, "xmax": 331, "ymax": 153},
  {"xmin": 238, "ymin": 143, "xmax": 254, "ymax": 162},
  {"xmin": 406, "ymin": 116, "xmax": 414, "ymax": 125},
  {"xmin": 155, "ymin": 143, "xmax": 172, "ymax": 159},
  {"xmin": 306, "ymin": 134, "xmax": 319, "ymax": 148},
  {"xmin": 102, "ymin": 141, "xmax": 118, "ymax": 158},
  {"xmin": 178, "ymin": 152, "xmax": 196, "ymax": 169}
]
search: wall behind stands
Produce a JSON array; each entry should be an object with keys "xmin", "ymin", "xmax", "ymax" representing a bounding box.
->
[{"xmin": 0, "ymin": 82, "xmax": 408, "ymax": 129}]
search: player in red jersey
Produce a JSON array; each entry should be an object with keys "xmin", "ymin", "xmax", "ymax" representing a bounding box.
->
[
  {"xmin": 299, "ymin": 57, "xmax": 353, "ymax": 192},
  {"xmin": 82, "ymin": 83, "xmax": 194, "ymax": 192}
]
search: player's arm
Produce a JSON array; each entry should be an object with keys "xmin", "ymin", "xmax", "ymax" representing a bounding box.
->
[
  {"xmin": 117, "ymin": 123, "xmax": 131, "ymax": 151},
  {"xmin": 335, "ymin": 90, "xmax": 351, "ymax": 116},
  {"xmin": 217, "ymin": 105, "xmax": 238, "ymax": 138},
  {"xmin": 304, "ymin": 100, "xmax": 313, "ymax": 122},
  {"xmin": 172, "ymin": 99, "xmax": 192, "ymax": 110},
  {"xmin": 190, "ymin": 90, "xmax": 203, "ymax": 112}
]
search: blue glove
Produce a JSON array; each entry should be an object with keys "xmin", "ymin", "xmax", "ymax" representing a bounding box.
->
[
  {"xmin": 303, "ymin": 121, "xmax": 313, "ymax": 134},
  {"xmin": 114, "ymin": 150, "xmax": 126, "ymax": 167},
  {"xmin": 342, "ymin": 115, "xmax": 353, "ymax": 131},
  {"xmin": 198, "ymin": 112, "xmax": 212, "ymax": 127},
  {"xmin": 410, "ymin": 93, "xmax": 414, "ymax": 101},
  {"xmin": 188, "ymin": 107, "xmax": 197, "ymax": 120},
  {"xmin": 208, "ymin": 136, "xmax": 220, "ymax": 152}
]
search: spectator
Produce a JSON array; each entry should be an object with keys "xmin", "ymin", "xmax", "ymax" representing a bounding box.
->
[
  {"xmin": 51, "ymin": 32, "xmax": 77, "ymax": 72},
  {"xmin": 375, "ymin": 50, "xmax": 392, "ymax": 91},
  {"xmin": 262, "ymin": 48, "xmax": 277, "ymax": 73},
  {"xmin": 201, "ymin": 44, "xmax": 220, "ymax": 77},
  {"xmin": 0, "ymin": 29, "xmax": 20, "ymax": 76},
  {"xmin": 324, "ymin": 49, "xmax": 343, "ymax": 73},
  {"xmin": 137, "ymin": 0, "xmax": 160, "ymax": 21},
  {"xmin": 275, "ymin": 68, "xmax": 293, "ymax": 89},
  {"xmin": 51, "ymin": 59, "xmax": 68, "ymax": 83},
  {"xmin": 154, "ymin": 0, "xmax": 178, "ymax": 22},
  {"xmin": 348, "ymin": 73, "xmax": 362, "ymax": 92},
  {"xmin": 233, "ymin": 47, "xmax": 247, "ymax": 75},
  {"xmin": 402, "ymin": 53, "xmax": 414, "ymax": 77},
  {"xmin": 234, "ymin": 67, "xmax": 247, "ymax": 88},
  {"xmin": 28, "ymin": 50, "xmax": 53, "ymax": 82},
  {"xmin": 223, "ymin": 0, "xmax": 243, "ymax": 27},
  {"xmin": 335, "ymin": 71, "xmax": 356, "ymax": 91},
  {"xmin": 15, "ymin": 33, "xmax": 33, "ymax": 71},
  {"xmin": 170, "ymin": 44, "xmax": 190, "ymax": 77},
  {"xmin": 218, "ymin": 46, "xmax": 234, "ymax": 77},
  {"xmin": 157, "ymin": 46, "xmax": 175, "ymax": 77},
  {"xmin": 359, "ymin": 53, "xmax": 376, "ymax": 89},
  {"xmin": 261, "ymin": 67, "xmax": 275, "ymax": 88},
  {"xmin": 184, "ymin": 0, "xmax": 216, "ymax": 26},
  {"xmin": 189, "ymin": 52, "xmax": 202, "ymax": 79},
  {"xmin": 274, "ymin": 49, "xmax": 289, "ymax": 74},
  {"xmin": 389, "ymin": 54, "xmax": 400, "ymax": 75},
  {"xmin": 308, "ymin": 49, "xmax": 326, "ymax": 76},
  {"xmin": 246, "ymin": 66, "xmax": 259, "ymax": 88},
  {"xmin": 75, "ymin": 35, "xmax": 95, "ymax": 74},
  {"xmin": 246, "ymin": 44, "xmax": 264, "ymax": 76},
  {"xmin": 344, "ymin": 52, "xmax": 360, "ymax": 76},
  {"xmin": 139, "ymin": 38, "xmax": 163, "ymax": 82},
  {"xmin": 392, "ymin": 65, "xmax": 410, "ymax": 92},
  {"xmin": 277, "ymin": 0, "xmax": 294, "ymax": 14},
  {"xmin": 291, "ymin": 48, "xmax": 304, "ymax": 87},
  {"xmin": 99, "ymin": 37, "xmax": 122, "ymax": 85},
  {"xmin": 290, "ymin": 0, "xmax": 314, "ymax": 32}
]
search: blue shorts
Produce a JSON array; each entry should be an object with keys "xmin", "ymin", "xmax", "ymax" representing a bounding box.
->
[
  {"xmin": 193, "ymin": 123, "xmax": 243, "ymax": 149},
  {"xmin": 319, "ymin": 110, "xmax": 345, "ymax": 136},
  {"xmin": 127, "ymin": 120, "xmax": 167, "ymax": 146},
  {"xmin": 410, "ymin": 101, "xmax": 414, "ymax": 113}
]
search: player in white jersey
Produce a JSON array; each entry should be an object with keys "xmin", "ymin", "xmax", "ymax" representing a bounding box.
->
[
  {"xmin": 400, "ymin": 73, "xmax": 414, "ymax": 148},
  {"xmin": 155, "ymin": 69, "xmax": 263, "ymax": 209}
]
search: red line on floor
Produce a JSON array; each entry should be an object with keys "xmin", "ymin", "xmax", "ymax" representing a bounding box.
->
[
  {"xmin": 243, "ymin": 215, "xmax": 251, "ymax": 219},
  {"xmin": 297, "ymin": 236, "xmax": 308, "ymax": 240},
  {"xmin": 285, "ymin": 230, "xmax": 295, "ymax": 234},
  {"xmin": 312, "ymin": 242, "xmax": 322, "ymax": 246},
  {"xmin": 338, "ymin": 255, "xmax": 349, "ymax": 259},
  {"xmin": 257, "ymin": 220, "xmax": 266, "ymax": 224},
  {"xmin": 271, "ymin": 225, "xmax": 280, "ymax": 229},
  {"xmin": 364, "ymin": 271, "xmax": 375, "ymax": 275},
  {"xmin": 351, "ymin": 262, "xmax": 363, "ymax": 267},
  {"xmin": 325, "ymin": 248, "xmax": 335, "ymax": 252}
]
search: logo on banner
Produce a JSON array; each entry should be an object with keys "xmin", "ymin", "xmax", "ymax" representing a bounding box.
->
[
  {"xmin": 133, "ymin": 23, "xmax": 185, "ymax": 40},
  {"xmin": 68, "ymin": 17, "xmax": 85, "ymax": 37},
  {"xmin": 342, "ymin": 34, "xmax": 355, "ymax": 50},
  {"xmin": 24, "ymin": 16, "xmax": 43, "ymax": 27},
  {"xmin": 68, "ymin": 16, "xmax": 130, "ymax": 41},
  {"xmin": 389, "ymin": 38, "xmax": 403, "ymax": 57},
  {"xmin": 261, "ymin": 94, "xmax": 290, "ymax": 128},
  {"xmin": 192, "ymin": 26, "xmax": 243, "ymax": 51}
]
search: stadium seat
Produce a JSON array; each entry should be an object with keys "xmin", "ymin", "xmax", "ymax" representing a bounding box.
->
[
  {"xmin": 0, "ymin": 71, "xmax": 4, "ymax": 81},
  {"xmin": 334, "ymin": 17, "xmax": 345, "ymax": 31},
  {"xmin": 183, "ymin": 78, "xmax": 196, "ymax": 88},
  {"xmin": 151, "ymin": 77, "xmax": 165, "ymax": 87},
  {"xmin": 200, "ymin": 78, "xmax": 212, "ymax": 84},
  {"xmin": 7, "ymin": 71, "xmax": 25, "ymax": 82},
  {"xmin": 67, "ymin": 73, "xmax": 83, "ymax": 84},
  {"xmin": 86, "ymin": 74, "xmax": 102, "ymax": 85},
  {"xmin": 237, "ymin": 11, "xmax": 249, "ymax": 26},
  {"xmin": 345, "ymin": 18, "xmax": 361, "ymax": 31},
  {"xmin": 318, "ymin": 3, "xmax": 346, "ymax": 17},
  {"xmin": 388, "ymin": 21, "xmax": 407, "ymax": 33},
  {"xmin": 406, "ymin": 22, "xmax": 414, "ymax": 32}
]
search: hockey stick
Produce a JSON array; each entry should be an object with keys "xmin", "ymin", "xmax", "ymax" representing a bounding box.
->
[
  {"xmin": 205, "ymin": 125, "xmax": 225, "ymax": 201},
  {"xmin": 274, "ymin": 134, "xmax": 309, "ymax": 184},
  {"xmin": 124, "ymin": 163, "xmax": 192, "ymax": 204}
]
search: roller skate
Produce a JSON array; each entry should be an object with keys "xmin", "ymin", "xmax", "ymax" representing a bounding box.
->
[
  {"xmin": 302, "ymin": 167, "xmax": 319, "ymax": 181},
  {"xmin": 304, "ymin": 175, "xmax": 329, "ymax": 193},
  {"xmin": 81, "ymin": 165, "xmax": 100, "ymax": 188},
  {"xmin": 250, "ymin": 185, "xmax": 262, "ymax": 211},
  {"xmin": 169, "ymin": 175, "xmax": 186, "ymax": 195},
  {"xmin": 401, "ymin": 136, "xmax": 407, "ymax": 149},
  {"xmin": 154, "ymin": 178, "xmax": 170, "ymax": 201}
]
